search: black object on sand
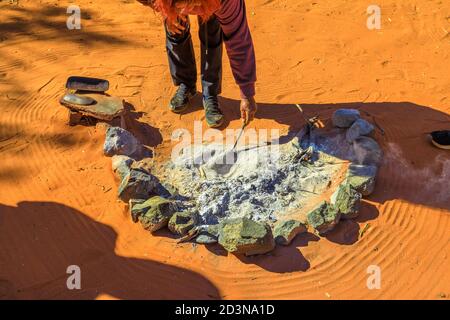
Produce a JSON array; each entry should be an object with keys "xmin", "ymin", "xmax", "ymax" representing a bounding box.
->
[
  {"xmin": 60, "ymin": 76, "xmax": 124, "ymax": 127},
  {"xmin": 66, "ymin": 76, "xmax": 110, "ymax": 92},
  {"xmin": 430, "ymin": 130, "xmax": 450, "ymax": 150}
]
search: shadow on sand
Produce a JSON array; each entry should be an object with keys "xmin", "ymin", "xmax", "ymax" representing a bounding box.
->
[{"xmin": 0, "ymin": 201, "xmax": 220, "ymax": 300}]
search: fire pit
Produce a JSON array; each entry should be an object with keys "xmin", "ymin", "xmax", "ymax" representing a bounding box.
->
[{"xmin": 105, "ymin": 108, "xmax": 382, "ymax": 256}]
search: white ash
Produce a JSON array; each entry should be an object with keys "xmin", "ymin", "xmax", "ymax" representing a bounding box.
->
[{"xmin": 156, "ymin": 137, "xmax": 344, "ymax": 225}]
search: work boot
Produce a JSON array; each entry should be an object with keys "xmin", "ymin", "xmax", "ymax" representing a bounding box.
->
[
  {"xmin": 169, "ymin": 84, "xmax": 196, "ymax": 114},
  {"xmin": 203, "ymin": 95, "xmax": 224, "ymax": 128}
]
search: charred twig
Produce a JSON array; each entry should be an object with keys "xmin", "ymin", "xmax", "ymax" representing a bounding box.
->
[{"xmin": 37, "ymin": 76, "xmax": 56, "ymax": 93}]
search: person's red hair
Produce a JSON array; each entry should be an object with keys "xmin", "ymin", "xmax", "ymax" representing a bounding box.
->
[{"xmin": 138, "ymin": 0, "xmax": 221, "ymax": 23}]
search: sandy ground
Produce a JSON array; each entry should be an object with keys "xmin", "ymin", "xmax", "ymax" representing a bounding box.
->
[{"xmin": 0, "ymin": 0, "xmax": 449, "ymax": 299}]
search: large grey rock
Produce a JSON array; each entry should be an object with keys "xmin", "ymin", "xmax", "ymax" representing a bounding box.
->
[
  {"xmin": 330, "ymin": 183, "xmax": 362, "ymax": 219},
  {"xmin": 345, "ymin": 164, "xmax": 377, "ymax": 196},
  {"xmin": 332, "ymin": 109, "xmax": 361, "ymax": 128},
  {"xmin": 104, "ymin": 127, "xmax": 140, "ymax": 157},
  {"xmin": 195, "ymin": 224, "xmax": 219, "ymax": 244},
  {"xmin": 273, "ymin": 220, "xmax": 307, "ymax": 245},
  {"xmin": 346, "ymin": 118, "xmax": 375, "ymax": 143},
  {"xmin": 353, "ymin": 136, "xmax": 383, "ymax": 166},
  {"xmin": 111, "ymin": 155, "xmax": 133, "ymax": 180},
  {"xmin": 307, "ymin": 201, "xmax": 341, "ymax": 234},
  {"xmin": 168, "ymin": 211, "xmax": 197, "ymax": 236},
  {"xmin": 218, "ymin": 218, "xmax": 275, "ymax": 256},
  {"xmin": 137, "ymin": 196, "xmax": 177, "ymax": 232},
  {"xmin": 118, "ymin": 167, "xmax": 158, "ymax": 202},
  {"xmin": 129, "ymin": 198, "xmax": 147, "ymax": 222}
]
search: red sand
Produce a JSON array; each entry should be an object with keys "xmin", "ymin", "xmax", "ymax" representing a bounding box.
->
[{"xmin": 0, "ymin": 0, "xmax": 449, "ymax": 299}]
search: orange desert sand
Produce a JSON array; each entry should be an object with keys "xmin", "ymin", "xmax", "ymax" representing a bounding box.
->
[{"xmin": 0, "ymin": 0, "xmax": 449, "ymax": 299}]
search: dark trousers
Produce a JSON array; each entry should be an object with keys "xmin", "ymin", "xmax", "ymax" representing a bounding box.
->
[{"xmin": 165, "ymin": 16, "xmax": 223, "ymax": 98}]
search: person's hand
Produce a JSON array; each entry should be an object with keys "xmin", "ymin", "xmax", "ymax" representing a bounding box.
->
[
  {"xmin": 166, "ymin": 15, "xmax": 187, "ymax": 35},
  {"xmin": 240, "ymin": 96, "xmax": 257, "ymax": 125}
]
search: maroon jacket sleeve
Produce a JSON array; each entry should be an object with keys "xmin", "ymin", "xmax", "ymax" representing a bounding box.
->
[{"xmin": 215, "ymin": 0, "xmax": 256, "ymax": 99}]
